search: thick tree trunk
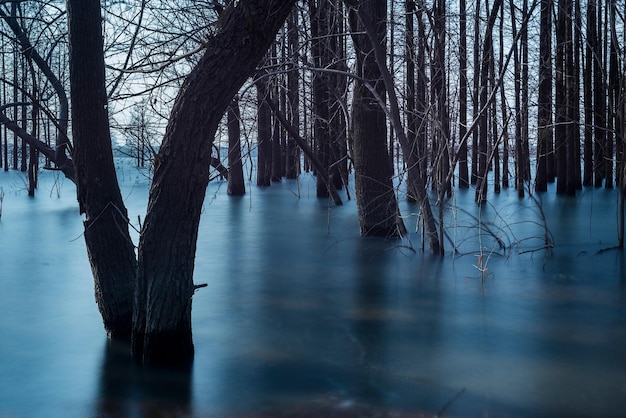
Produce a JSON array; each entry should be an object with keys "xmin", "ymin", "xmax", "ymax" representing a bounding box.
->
[
  {"xmin": 347, "ymin": 0, "xmax": 406, "ymax": 238},
  {"xmin": 67, "ymin": 0, "xmax": 137, "ymax": 338},
  {"xmin": 132, "ymin": 0, "xmax": 296, "ymax": 367}
]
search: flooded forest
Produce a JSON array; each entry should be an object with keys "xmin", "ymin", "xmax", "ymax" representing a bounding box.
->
[{"xmin": 1, "ymin": 1, "xmax": 626, "ymax": 417}]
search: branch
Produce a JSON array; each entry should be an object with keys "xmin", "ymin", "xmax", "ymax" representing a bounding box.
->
[{"xmin": 0, "ymin": 110, "xmax": 75, "ymax": 182}]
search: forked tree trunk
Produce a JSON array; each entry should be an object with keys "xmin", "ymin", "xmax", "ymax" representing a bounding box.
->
[
  {"xmin": 132, "ymin": 0, "xmax": 296, "ymax": 366},
  {"xmin": 67, "ymin": 0, "xmax": 137, "ymax": 338}
]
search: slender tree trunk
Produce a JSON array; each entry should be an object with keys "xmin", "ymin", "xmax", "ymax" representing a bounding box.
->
[
  {"xmin": 133, "ymin": 0, "xmax": 296, "ymax": 366},
  {"xmin": 67, "ymin": 0, "xmax": 137, "ymax": 338},
  {"xmin": 271, "ymin": 43, "xmax": 283, "ymax": 183},
  {"xmin": 471, "ymin": 0, "xmax": 481, "ymax": 186},
  {"xmin": 584, "ymin": 0, "xmax": 595, "ymax": 186},
  {"xmin": 458, "ymin": 0, "xmax": 469, "ymax": 189},
  {"xmin": 256, "ymin": 77, "xmax": 272, "ymax": 187},
  {"xmin": 285, "ymin": 9, "xmax": 300, "ymax": 179},
  {"xmin": 498, "ymin": 3, "xmax": 510, "ymax": 189},
  {"xmin": 555, "ymin": 0, "xmax": 569, "ymax": 194},
  {"xmin": 227, "ymin": 96, "xmax": 245, "ymax": 196},
  {"xmin": 432, "ymin": 0, "xmax": 451, "ymax": 198},
  {"xmin": 593, "ymin": 0, "xmax": 606, "ymax": 187},
  {"xmin": 536, "ymin": 0, "xmax": 553, "ymax": 192},
  {"xmin": 476, "ymin": 0, "xmax": 503, "ymax": 203},
  {"xmin": 565, "ymin": 0, "xmax": 577, "ymax": 196}
]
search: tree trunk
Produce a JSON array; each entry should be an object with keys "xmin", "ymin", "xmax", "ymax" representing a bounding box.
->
[
  {"xmin": 256, "ymin": 77, "xmax": 273, "ymax": 187},
  {"xmin": 536, "ymin": 0, "xmax": 553, "ymax": 192},
  {"xmin": 285, "ymin": 9, "xmax": 300, "ymax": 179},
  {"xmin": 347, "ymin": 0, "xmax": 406, "ymax": 238},
  {"xmin": 475, "ymin": 0, "xmax": 503, "ymax": 203},
  {"xmin": 458, "ymin": 0, "xmax": 469, "ymax": 189},
  {"xmin": 227, "ymin": 96, "xmax": 245, "ymax": 196},
  {"xmin": 555, "ymin": 0, "xmax": 567, "ymax": 194},
  {"xmin": 583, "ymin": 0, "xmax": 595, "ymax": 186},
  {"xmin": 593, "ymin": 0, "xmax": 605, "ymax": 187},
  {"xmin": 67, "ymin": 0, "xmax": 137, "ymax": 338},
  {"xmin": 132, "ymin": 0, "xmax": 296, "ymax": 367},
  {"xmin": 471, "ymin": 0, "xmax": 481, "ymax": 186},
  {"xmin": 309, "ymin": 0, "xmax": 334, "ymax": 197}
]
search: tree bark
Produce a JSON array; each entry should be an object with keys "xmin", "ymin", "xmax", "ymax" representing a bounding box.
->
[
  {"xmin": 458, "ymin": 0, "xmax": 469, "ymax": 189},
  {"xmin": 132, "ymin": 0, "xmax": 296, "ymax": 367},
  {"xmin": 346, "ymin": 0, "xmax": 406, "ymax": 238},
  {"xmin": 536, "ymin": 0, "xmax": 553, "ymax": 192},
  {"xmin": 67, "ymin": 0, "xmax": 137, "ymax": 338},
  {"xmin": 285, "ymin": 9, "xmax": 300, "ymax": 179},
  {"xmin": 227, "ymin": 96, "xmax": 245, "ymax": 196},
  {"xmin": 256, "ymin": 76, "xmax": 273, "ymax": 187}
]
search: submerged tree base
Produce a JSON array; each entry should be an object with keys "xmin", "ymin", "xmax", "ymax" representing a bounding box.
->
[{"xmin": 132, "ymin": 330, "xmax": 194, "ymax": 369}]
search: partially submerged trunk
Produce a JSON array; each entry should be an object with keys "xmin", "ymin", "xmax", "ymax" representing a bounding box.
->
[
  {"xmin": 227, "ymin": 96, "xmax": 245, "ymax": 196},
  {"xmin": 67, "ymin": 0, "xmax": 136, "ymax": 337},
  {"xmin": 347, "ymin": 0, "xmax": 406, "ymax": 238},
  {"xmin": 132, "ymin": 0, "xmax": 296, "ymax": 367}
]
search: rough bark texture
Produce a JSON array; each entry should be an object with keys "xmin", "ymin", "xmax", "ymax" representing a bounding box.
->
[
  {"xmin": 67, "ymin": 0, "xmax": 137, "ymax": 337},
  {"xmin": 347, "ymin": 0, "xmax": 405, "ymax": 238},
  {"xmin": 132, "ymin": 0, "xmax": 296, "ymax": 367}
]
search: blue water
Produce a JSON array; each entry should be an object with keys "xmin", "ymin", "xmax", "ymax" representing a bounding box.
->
[{"xmin": 1, "ymin": 164, "xmax": 625, "ymax": 417}]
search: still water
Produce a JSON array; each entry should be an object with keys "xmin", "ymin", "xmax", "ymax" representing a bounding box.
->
[{"xmin": 1, "ymin": 166, "xmax": 625, "ymax": 417}]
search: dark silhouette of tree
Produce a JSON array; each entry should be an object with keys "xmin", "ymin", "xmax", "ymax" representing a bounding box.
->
[
  {"xmin": 536, "ymin": 0, "xmax": 553, "ymax": 192},
  {"xmin": 66, "ymin": 0, "xmax": 137, "ymax": 338},
  {"xmin": 256, "ymin": 73, "xmax": 273, "ymax": 187},
  {"xmin": 131, "ymin": 0, "xmax": 296, "ymax": 366},
  {"xmin": 593, "ymin": 0, "xmax": 606, "ymax": 187},
  {"xmin": 285, "ymin": 9, "xmax": 300, "ymax": 179},
  {"xmin": 227, "ymin": 96, "xmax": 245, "ymax": 196},
  {"xmin": 458, "ymin": 0, "xmax": 469, "ymax": 189},
  {"xmin": 346, "ymin": 0, "xmax": 406, "ymax": 237},
  {"xmin": 475, "ymin": 0, "xmax": 503, "ymax": 204}
]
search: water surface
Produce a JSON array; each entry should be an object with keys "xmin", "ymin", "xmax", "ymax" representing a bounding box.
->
[{"xmin": 1, "ymin": 166, "xmax": 625, "ymax": 417}]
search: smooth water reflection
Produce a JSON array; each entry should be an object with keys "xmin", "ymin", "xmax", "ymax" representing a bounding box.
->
[{"xmin": 1, "ymin": 170, "xmax": 626, "ymax": 417}]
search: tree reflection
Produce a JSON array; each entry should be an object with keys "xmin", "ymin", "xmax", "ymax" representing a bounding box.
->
[{"xmin": 94, "ymin": 338, "xmax": 192, "ymax": 417}]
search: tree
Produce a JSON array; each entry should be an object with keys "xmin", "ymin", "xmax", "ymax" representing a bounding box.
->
[
  {"xmin": 67, "ymin": 0, "xmax": 297, "ymax": 366},
  {"xmin": 227, "ymin": 96, "xmax": 245, "ymax": 196},
  {"xmin": 458, "ymin": 0, "xmax": 469, "ymax": 189},
  {"xmin": 536, "ymin": 0, "xmax": 553, "ymax": 192},
  {"xmin": 256, "ymin": 69, "xmax": 273, "ymax": 187},
  {"xmin": 67, "ymin": 0, "xmax": 137, "ymax": 338},
  {"xmin": 346, "ymin": 0, "xmax": 406, "ymax": 237},
  {"xmin": 475, "ymin": 0, "xmax": 503, "ymax": 203},
  {"xmin": 132, "ymin": 0, "xmax": 296, "ymax": 366}
]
